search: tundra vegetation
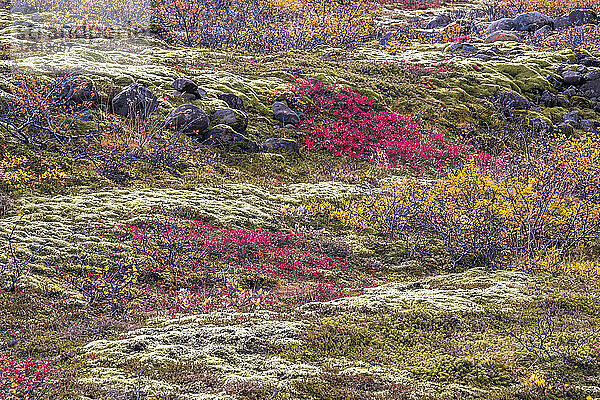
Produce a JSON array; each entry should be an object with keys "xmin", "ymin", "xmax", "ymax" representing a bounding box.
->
[{"xmin": 1, "ymin": 0, "xmax": 600, "ymax": 398}]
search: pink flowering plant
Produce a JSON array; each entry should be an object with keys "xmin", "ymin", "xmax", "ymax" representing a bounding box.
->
[{"xmin": 0, "ymin": 357, "xmax": 54, "ymax": 399}]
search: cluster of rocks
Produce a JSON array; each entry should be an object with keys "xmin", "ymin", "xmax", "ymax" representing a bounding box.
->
[
  {"xmin": 494, "ymin": 88, "xmax": 597, "ymax": 135},
  {"xmin": 552, "ymin": 54, "xmax": 600, "ymax": 103},
  {"xmin": 484, "ymin": 10, "xmax": 598, "ymax": 42},
  {"xmin": 425, "ymin": 9, "xmax": 599, "ymax": 45},
  {"xmin": 108, "ymin": 79, "xmax": 299, "ymax": 154}
]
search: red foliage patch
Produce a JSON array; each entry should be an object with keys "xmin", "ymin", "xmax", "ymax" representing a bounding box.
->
[{"xmin": 292, "ymin": 81, "xmax": 466, "ymax": 169}]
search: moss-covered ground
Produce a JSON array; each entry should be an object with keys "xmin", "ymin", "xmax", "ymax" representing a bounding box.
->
[{"xmin": 1, "ymin": 5, "xmax": 600, "ymax": 400}]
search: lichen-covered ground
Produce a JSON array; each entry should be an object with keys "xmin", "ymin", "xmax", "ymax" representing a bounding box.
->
[{"xmin": 1, "ymin": 2, "xmax": 600, "ymax": 400}]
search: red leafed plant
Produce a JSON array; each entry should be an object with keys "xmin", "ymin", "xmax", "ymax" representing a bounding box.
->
[
  {"xmin": 116, "ymin": 217, "xmax": 375, "ymax": 313},
  {"xmin": 0, "ymin": 357, "xmax": 53, "ymax": 399},
  {"xmin": 291, "ymin": 81, "xmax": 465, "ymax": 169}
]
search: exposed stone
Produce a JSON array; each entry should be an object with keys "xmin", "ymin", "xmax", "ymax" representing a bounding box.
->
[
  {"xmin": 111, "ymin": 83, "xmax": 158, "ymax": 119},
  {"xmin": 512, "ymin": 11, "xmax": 553, "ymax": 32},
  {"xmin": 262, "ymin": 138, "xmax": 300, "ymax": 153},
  {"xmin": 165, "ymin": 104, "xmax": 210, "ymax": 134},
  {"xmin": 485, "ymin": 18, "xmax": 515, "ymax": 34},
  {"xmin": 210, "ymin": 108, "xmax": 248, "ymax": 133},
  {"xmin": 567, "ymin": 9, "xmax": 598, "ymax": 26},
  {"xmin": 271, "ymin": 102, "xmax": 300, "ymax": 125},
  {"xmin": 484, "ymin": 30, "xmax": 522, "ymax": 43},
  {"xmin": 562, "ymin": 70, "xmax": 583, "ymax": 86},
  {"xmin": 172, "ymin": 77, "xmax": 198, "ymax": 94},
  {"xmin": 203, "ymin": 124, "xmax": 259, "ymax": 152},
  {"xmin": 495, "ymin": 90, "xmax": 530, "ymax": 110},
  {"xmin": 426, "ymin": 14, "xmax": 452, "ymax": 29},
  {"xmin": 217, "ymin": 92, "xmax": 245, "ymax": 111}
]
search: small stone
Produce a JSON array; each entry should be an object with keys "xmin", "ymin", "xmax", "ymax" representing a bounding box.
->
[
  {"xmin": 485, "ymin": 18, "xmax": 515, "ymax": 34},
  {"xmin": 165, "ymin": 104, "xmax": 210, "ymax": 134},
  {"xmin": 172, "ymin": 77, "xmax": 198, "ymax": 93},
  {"xmin": 496, "ymin": 90, "xmax": 530, "ymax": 110},
  {"xmin": 585, "ymin": 70, "xmax": 600, "ymax": 81},
  {"xmin": 484, "ymin": 30, "xmax": 522, "ymax": 43},
  {"xmin": 271, "ymin": 102, "xmax": 300, "ymax": 125},
  {"xmin": 262, "ymin": 138, "xmax": 300, "ymax": 153},
  {"xmin": 562, "ymin": 70, "xmax": 583, "ymax": 86}
]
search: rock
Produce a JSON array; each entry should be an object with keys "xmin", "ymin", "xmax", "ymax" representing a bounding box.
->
[
  {"xmin": 181, "ymin": 92, "xmax": 197, "ymax": 101},
  {"xmin": 485, "ymin": 18, "xmax": 515, "ymax": 34},
  {"xmin": 563, "ymin": 86, "xmax": 582, "ymax": 97},
  {"xmin": 426, "ymin": 14, "xmax": 452, "ymax": 29},
  {"xmin": 563, "ymin": 110, "xmax": 581, "ymax": 127},
  {"xmin": 203, "ymin": 124, "xmax": 259, "ymax": 152},
  {"xmin": 534, "ymin": 25, "xmax": 553, "ymax": 35},
  {"xmin": 512, "ymin": 11, "xmax": 553, "ymax": 32},
  {"xmin": 210, "ymin": 108, "xmax": 248, "ymax": 133},
  {"xmin": 484, "ymin": 30, "xmax": 522, "ymax": 43},
  {"xmin": 562, "ymin": 70, "xmax": 583, "ymax": 85},
  {"xmin": 556, "ymin": 122, "xmax": 575, "ymax": 135},
  {"xmin": 450, "ymin": 43, "xmax": 478, "ymax": 53},
  {"xmin": 527, "ymin": 116, "xmax": 553, "ymax": 136},
  {"xmin": 540, "ymin": 90, "xmax": 557, "ymax": 107},
  {"xmin": 217, "ymin": 92, "xmax": 245, "ymax": 111},
  {"xmin": 165, "ymin": 104, "xmax": 209, "ymax": 134},
  {"xmin": 271, "ymin": 102, "xmax": 300, "ymax": 125},
  {"xmin": 585, "ymin": 70, "xmax": 600, "ymax": 81},
  {"xmin": 474, "ymin": 52, "xmax": 492, "ymax": 61},
  {"xmin": 172, "ymin": 77, "xmax": 198, "ymax": 94},
  {"xmin": 553, "ymin": 16, "xmax": 572, "ymax": 30},
  {"xmin": 577, "ymin": 65, "xmax": 589, "ymax": 74},
  {"xmin": 567, "ymin": 9, "xmax": 598, "ymax": 26},
  {"xmin": 57, "ymin": 78, "xmax": 97, "ymax": 106},
  {"xmin": 580, "ymin": 79, "xmax": 600, "ymax": 98},
  {"xmin": 378, "ymin": 32, "xmax": 395, "ymax": 46},
  {"xmin": 262, "ymin": 138, "xmax": 300, "ymax": 153},
  {"xmin": 580, "ymin": 119, "xmax": 596, "ymax": 132},
  {"xmin": 580, "ymin": 57, "xmax": 600, "ymax": 67},
  {"xmin": 496, "ymin": 90, "xmax": 530, "ymax": 110},
  {"xmin": 111, "ymin": 83, "xmax": 158, "ymax": 119},
  {"xmin": 556, "ymin": 95, "xmax": 570, "ymax": 107}
]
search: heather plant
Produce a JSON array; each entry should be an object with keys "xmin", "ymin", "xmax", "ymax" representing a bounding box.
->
[
  {"xmin": 0, "ymin": 356, "xmax": 54, "ymax": 399},
  {"xmin": 116, "ymin": 216, "xmax": 372, "ymax": 313},
  {"xmin": 286, "ymin": 80, "xmax": 466, "ymax": 170}
]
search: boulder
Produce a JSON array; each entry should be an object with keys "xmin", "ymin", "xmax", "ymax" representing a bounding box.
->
[
  {"xmin": 580, "ymin": 79, "xmax": 600, "ymax": 98},
  {"xmin": 210, "ymin": 108, "xmax": 248, "ymax": 133},
  {"xmin": 567, "ymin": 9, "xmax": 598, "ymax": 26},
  {"xmin": 563, "ymin": 110, "xmax": 581, "ymax": 127},
  {"xmin": 485, "ymin": 18, "xmax": 515, "ymax": 34},
  {"xmin": 512, "ymin": 11, "xmax": 553, "ymax": 32},
  {"xmin": 165, "ymin": 104, "xmax": 209, "ymax": 135},
  {"xmin": 217, "ymin": 92, "xmax": 245, "ymax": 111},
  {"xmin": 484, "ymin": 30, "xmax": 522, "ymax": 43},
  {"xmin": 262, "ymin": 138, "xmax": 300, "ymax": 153},
  {"xmin": 539, "ymin": 90, "xmax": 557, "ymax": 107},
  {"xmin": 450, "ymin": 43, "xmax": 478, "ymax": 53},
  {"xmin": 553, "ymin": 16, "xmax": 572, "ymax": 30},
  {"xmin": 580, "ymin": 119, "xmax": 596, "ymax": 132},
  {"xmin": 496, "ymin": 90, "xmax": 530, "ymax": 110},
  {"xmin": 57, "ymin": 78, "xmax": 97, "ymax": 106},
  {"xmin": 172, "ymin": 77, "xmax": 198, "ymax": 93},
  {"xmin": 426, "ymin": 14, "xmax": 452, "ymax": 29},
  {"xmin": 203, "ymin": 124, "xmax": 258, "ymax": 152},
  {"xmin": 271, "ymin": 102, "xmax": 300, "ymax": 125},
  {"xmin": 562, "ymin": 70, "xmax": 583, "ymax": 86},
  {"xmin": 111, "ymin": 83, "xmax": 158, "ymax": 119},
  {"xmin": 527, "ymin": 116, "xmax": 553, "ymax": 136},
  {"xmin": 585, "ymin": 70, "xmax": 600, "ymax": 81}
]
